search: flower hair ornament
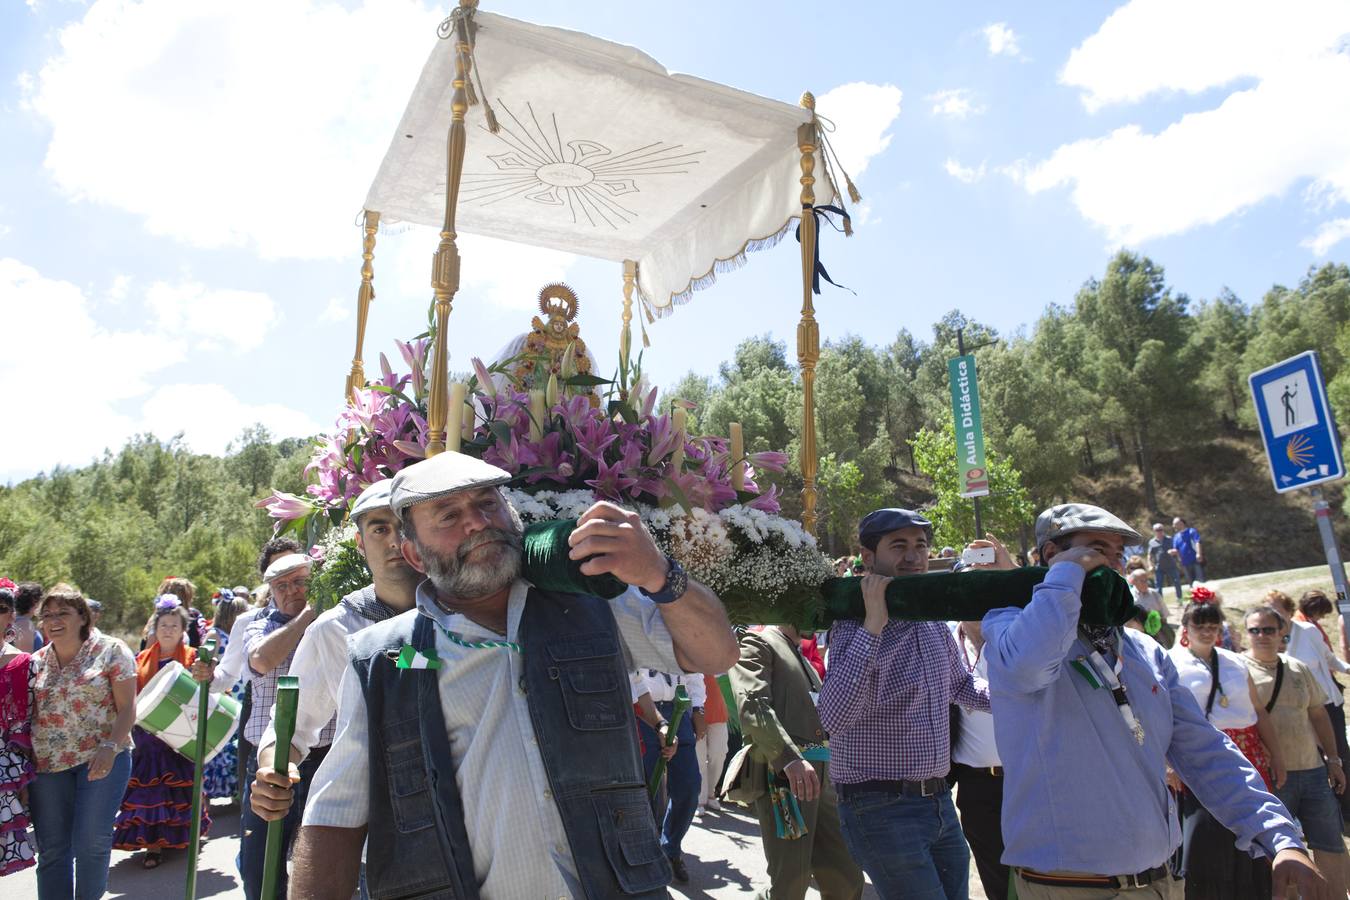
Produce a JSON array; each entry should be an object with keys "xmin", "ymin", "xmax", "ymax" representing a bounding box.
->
[
  {"xmin": 0, "ymin": 577, "xmax": 15, "ymax": 590},
  {"xmin": 1191, "ymin": 586, "xmax": 1216, "ymax": 603},
  {"xmin": 154, "ymin": 594, "xmax": 183, "ymax": 611},
  {"xmin": 212, "ymin": 588, "xmax": 235, "ymax": 606}
]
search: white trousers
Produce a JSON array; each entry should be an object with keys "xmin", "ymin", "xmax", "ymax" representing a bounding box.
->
[{"xmin": 696, "ymin": 721, "xmax": 730, "ymax": 804}]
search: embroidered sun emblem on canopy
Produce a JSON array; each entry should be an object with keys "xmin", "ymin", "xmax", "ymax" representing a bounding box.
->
[{"xmin": 461, "ymin": 101, "xmax": 704, "ymax": 229}]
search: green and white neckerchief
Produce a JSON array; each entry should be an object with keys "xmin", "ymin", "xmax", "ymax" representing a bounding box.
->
[
  {"xmin": 1070, "ymin": 633, "xmax": 1146, "ymax": 745},
  {"xmin": 394, "ymin": 626, "xmax": 521, "ymax": 668}
]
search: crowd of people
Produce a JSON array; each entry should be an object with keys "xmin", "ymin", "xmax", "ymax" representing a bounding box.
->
[{"xmin": 0, "ymin": 453, "xmax": 1344, "ymax": 899}]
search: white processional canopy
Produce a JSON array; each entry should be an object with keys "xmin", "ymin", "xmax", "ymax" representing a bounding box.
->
[{"xmin": 363, "ymin": 10, "xmax": 839, "ymax": 317}]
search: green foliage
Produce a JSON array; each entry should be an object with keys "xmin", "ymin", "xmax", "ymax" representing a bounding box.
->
[
  {"xmin": 0, "ymin": 426, "xmax": 315, "ymax": 630},
  {"xmin": 910, "ymin": 421, "xmax": 1035, "ymax": 550}
]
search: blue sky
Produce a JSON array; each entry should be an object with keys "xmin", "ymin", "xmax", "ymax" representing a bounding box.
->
[{"xmin": 4, "ymin": 0, "xmax": 1349, "ymax": 482}]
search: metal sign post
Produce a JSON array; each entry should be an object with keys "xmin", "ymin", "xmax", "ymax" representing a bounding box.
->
[{"xmin": 1249, "ymin": 350, "xmax": 1349, "ymax": 624}]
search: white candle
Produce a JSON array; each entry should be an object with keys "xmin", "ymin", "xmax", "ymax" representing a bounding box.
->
[
  {"xmin": 447, "ymin": 383, "xmax": 466, "ymax": 453},
  {"xmin": 530, "ymin": 390, "xmax": 546, "ymax": 440},
  {"xmin": 730, "ymin": 422, "xmax": 745, "ymax": 491},
  {"xmin": 671, "ymin": 408, "xmax": 687, "ymax": 472}
]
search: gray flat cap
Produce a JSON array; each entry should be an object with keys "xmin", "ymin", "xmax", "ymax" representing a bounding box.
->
[
  {"xmin": 1035, "ymin": 503, "xmax": 1142, "ymax": 548},
  {"xmin": 859, "ymin": 508, "xmax": 933, "ymax": 550},
  {"xmin": 350, "ymin": 478, "xmax": 394, "ymax": 523},
  {"xmin": 390, "ymin": 452, "xmax": 512, "ymax": 518}
]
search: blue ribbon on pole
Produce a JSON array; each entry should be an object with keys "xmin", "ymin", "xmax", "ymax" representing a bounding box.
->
[{"xmin": 795, "ymin": 205, "xmax": 854, "ymax": 295}]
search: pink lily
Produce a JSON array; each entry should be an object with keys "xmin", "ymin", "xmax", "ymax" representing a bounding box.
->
[
  {"xmin": 472, "ymin": 357, "xmax": 496, "ymax": 398},
  {"xmin": 645, "ymin": 413, "xmax": 680, "ymax": 465},
  {"xmin": 254, "ymin": 490, "xmax": 315, "ymax": 522},
  {"xmin": 585, "ymin": 458, "xmax": 639, "ymax": 502},
  {"xmin": 748, "ymin": 450, "xmax": 789, "ymax": 473},
  {"xmin": 747, "ymin": 483, "xmax": 782, "ymax": 513}
]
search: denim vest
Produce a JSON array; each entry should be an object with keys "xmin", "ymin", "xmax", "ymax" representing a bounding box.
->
[{"xmin": 349, "ymin": 586, "xmax": 672, "ymax": 899}]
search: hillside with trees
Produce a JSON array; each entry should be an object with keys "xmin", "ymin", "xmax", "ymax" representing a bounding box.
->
[{"xmin": 3, "ymin": 252, "xmax": 1348, "ymax": 630}]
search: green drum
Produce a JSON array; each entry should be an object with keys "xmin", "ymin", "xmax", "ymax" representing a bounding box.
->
[{"xmin": 135, "ymin": 661, "xmax": 240, "ymax": 763}]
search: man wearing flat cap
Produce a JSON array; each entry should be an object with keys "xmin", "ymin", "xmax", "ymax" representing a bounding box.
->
[
  {"xmin": 248, "ymin": 479, "xmax": 422, "ymax": 833},
  {"xmin": 291, "ymin": 452, "xmax": 739, "ymax": 899},
  {"xmin": 983, "ymin": 502, "xmax": 1328, "ymax": 899},
  {"xmin": 230, "ymin": 550, "xmax": 317, "ymax": 899},
  {"xmin": 817, "ymin": 508, "xmax": 989, "ymax": 899}
]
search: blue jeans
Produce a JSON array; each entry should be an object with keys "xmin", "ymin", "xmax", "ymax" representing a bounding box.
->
[
  {"xmin": 29, "ymin": 750, "xmax": 132, "ymax": 900},
  {"xmin": 1275, "ymin": 766, "xmax": 1346, "ymax": 853},
  {"xmin": 838, "ymin": 787, "xmax": 970, "ymax": 900},
  {"xmin": 638, "ymin": 702, "xmax": 701, "ymax": 862},
  {"xmin": 1154, "ymin": 566, "xmax": 1183, "ymax": 600},
  {"xmin": 238, "ymin": 744, "xmax": 328, "ymax": 900},
  {"xmin": 1181, "ymin": 561, "xmax": 1205, "ymax": 583}
]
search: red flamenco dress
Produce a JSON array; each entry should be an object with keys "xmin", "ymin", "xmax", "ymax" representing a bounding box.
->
[
  {"xmin": 113, "ymin": 644, "xmax": 210, "ymax": 850},
  {"xmin": 0, "ymin": 651, "xmax": 36, "ymax": 877}
]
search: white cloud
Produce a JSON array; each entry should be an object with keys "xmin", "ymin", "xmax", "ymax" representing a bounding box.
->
[
  {"xmin": 0, "ymin": 256, "xmax": 322, "ymax": 480},
  {"xmin": 146, "ymin": 279, "xmax": 277, "ymax": 351},
  {"xmin": 107, "ymin": 273, "xmax": 131, "ymax": 303},
  {"xmin": 139, "ymin": 384, "xmax": 325, "ymax": 456},
  {"xmin": 28, "ymin": 0, "xmax": 442, "ymax": 260},
  {"xmin": 0, "ymin": 257, "xmax": 182, "ymax": 478},
  {"xmin": 944, "ymin": 158, "xmax": 987, "ymax": 184},
  {"xmin": 928, "ymin": 89, "xmax": 983, "ymax": 120},
  {"xmin": 1304, "ymin": 218, "xmax": 1350, "ymax": 256},
  {"xmin": 983, "ymin": 23, "xmax": 1021, "ymax": 58},
  {"xmin": 1018, "ymin": 0, "xmax": 1350, "ymax": 247},
  {"xmin": 816, "ymin": 82, "xmax": 903, "ymax": 182},
  {"xmin": 319, "ymin": 296, "xmax": 351, "ymax": 323}
]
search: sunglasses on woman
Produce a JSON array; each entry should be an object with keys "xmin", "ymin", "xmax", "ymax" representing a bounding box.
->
[{"xmin": 1246, "ymin": 625, "xmax": 1280, "ymax": 636}]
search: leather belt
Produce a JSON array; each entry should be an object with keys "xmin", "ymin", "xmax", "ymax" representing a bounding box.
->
[
  {"xmin": 836, "ymin": 777, "xmax": 948, "ymax": 801},
  {"xmin": 1017, "ymin": 865, "xmax": 1170, "ymax": 890}
]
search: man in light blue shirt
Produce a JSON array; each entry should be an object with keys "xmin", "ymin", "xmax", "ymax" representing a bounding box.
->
[{"xmin": 983, "ymin": 503, "xmax": 1327, "ymax": 899}]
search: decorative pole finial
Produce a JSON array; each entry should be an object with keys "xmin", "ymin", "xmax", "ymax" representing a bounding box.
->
[{"xmin": 800, "ymin": 91, "xmax": 815, "ymax": 111}]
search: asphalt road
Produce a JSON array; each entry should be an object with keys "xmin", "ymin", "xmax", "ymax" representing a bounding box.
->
[{"xmin": 6, "ymin": 797, "xmax": 982, "ymax": 899}]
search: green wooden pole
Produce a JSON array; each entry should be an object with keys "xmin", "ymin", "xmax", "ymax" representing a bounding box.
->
[
  {"xmin": 185, "ymin": 637, "xmax": 216, "ymax": 900},
  {"xmin": 647, "ymin": 685, "xmax": 690, "ymax": 798},
  {"xmin": 261, "ymin": 676, "xmax": 299, "ymax": 900}
]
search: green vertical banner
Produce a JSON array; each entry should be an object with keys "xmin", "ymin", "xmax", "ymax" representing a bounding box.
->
[{"xmin": 948, "ymin": 354, "xmax": 990, "ymax": 498}]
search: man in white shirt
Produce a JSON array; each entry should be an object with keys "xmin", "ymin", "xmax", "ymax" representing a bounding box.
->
[
  {"xmin": 288, "ymin": 451, "xmax": 739, "ymax": 898},
  {"xmin": 640, "ymin": 670, "xmax": 706, "ymax": 882},
  {"xmin": 248, "ymin": 478, "xmax": 421, "ymax": 819}
]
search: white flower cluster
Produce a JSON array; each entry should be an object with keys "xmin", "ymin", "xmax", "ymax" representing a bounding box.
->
[
  {"xmin": 501, "ymin": 487, "xmax": 830, "ymax": 605},
  {"xmin": 502, "ymin": 488, "xmax": 599, "ymax": 523},
  {"xmin": 313, "ymin": 521, "xmax": 358, "ymax": 561}
]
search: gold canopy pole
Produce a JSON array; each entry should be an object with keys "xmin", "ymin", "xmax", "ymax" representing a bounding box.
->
[
  {"xmin": 345, "ymin": 210, "xmax": 381, "ymax": 400},
  {"xmin": 619, "ymin": 259, "xmax": 636, "ymax": 398},
  {"xmin": 796, "ymin": 93, "xmax": 820, "ymax": 535},
  {"xmin": 426, "ymin": 0, "xmax": 477, "ymax": 457}
]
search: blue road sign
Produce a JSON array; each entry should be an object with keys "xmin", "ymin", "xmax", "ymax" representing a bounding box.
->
[{"xmin": 1249, "ymin": 350, "xmax": 1345, "ymax": 493}]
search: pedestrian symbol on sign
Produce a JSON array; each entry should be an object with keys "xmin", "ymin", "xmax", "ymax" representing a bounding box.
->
[{"xmin": 1281, "ymin": 382, "xmax": 1299, "ymax": 427}]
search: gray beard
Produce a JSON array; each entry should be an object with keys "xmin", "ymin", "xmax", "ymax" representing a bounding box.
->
[{"xmin": 422, "ymin": 528, "xmax": 523, "ymax": 601}]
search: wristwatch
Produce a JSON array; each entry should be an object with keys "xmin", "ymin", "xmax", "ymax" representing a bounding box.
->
[{"xmin": 641, "ymin": 555, "xmax": 688, "ymax": 604}]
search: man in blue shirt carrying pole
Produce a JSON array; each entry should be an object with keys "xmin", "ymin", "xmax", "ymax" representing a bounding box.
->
[{"xmin": 983, "ymin": 502, "xmax": 1328, "ymax": 899}]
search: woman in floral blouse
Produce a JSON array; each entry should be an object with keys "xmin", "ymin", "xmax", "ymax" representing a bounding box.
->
[{"xmin": 28, "ymin": 584, "xmax": 137, "ymax": 900}]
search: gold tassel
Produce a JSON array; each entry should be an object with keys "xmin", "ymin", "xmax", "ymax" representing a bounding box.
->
[
  {"xmin": 465, "ymin": 77, "xmax": 478, "ymax": 107},
  {"xmin": 641, "ymin": 318, "xmax": 651, "ymax": 348},
  {"xmin": 847, "ymin": 175, "xmax": 861, "ymax": 204},
  {"xmin": 843, "ymin": 216, "xmax": 853, "ymax": 237},
  {"xmin": 483, "ymin": 104, "xmax": 500, "ymax": 134},
  {"xmin": 644, "ymin": 304, "xmax": 655, "ymax": 325}
]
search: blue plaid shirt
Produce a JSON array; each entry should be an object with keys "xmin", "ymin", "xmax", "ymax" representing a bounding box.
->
[{"xmin": 242, "ymin": 607, "xmax": 337, "ymax": 747}]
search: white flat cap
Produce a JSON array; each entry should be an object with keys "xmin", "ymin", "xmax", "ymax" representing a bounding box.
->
[
  {"xmin": 390, "ymin": 452, "xmax": 512, "ymax": 518},
  {"xmin": 350, "ymin": 478, "xmax": 395, "ymax": 523},
  {"xmin": 263, "ymin": 553, "xmax": 312, "ymax": 582}
]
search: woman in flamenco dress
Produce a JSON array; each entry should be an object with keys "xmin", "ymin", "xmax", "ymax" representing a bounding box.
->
[
  {"xmin": 113, "ymin": 598, "xmax": 210, "ymax": 868},
  {"xmin": 0, "ymin": 581, "xmax": 36, "ymax": 877}
]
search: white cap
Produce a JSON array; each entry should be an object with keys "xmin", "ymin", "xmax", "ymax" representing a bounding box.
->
[{"xmin": 263, "ymin": 553, "xmax": 311, "ymax": 582}]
